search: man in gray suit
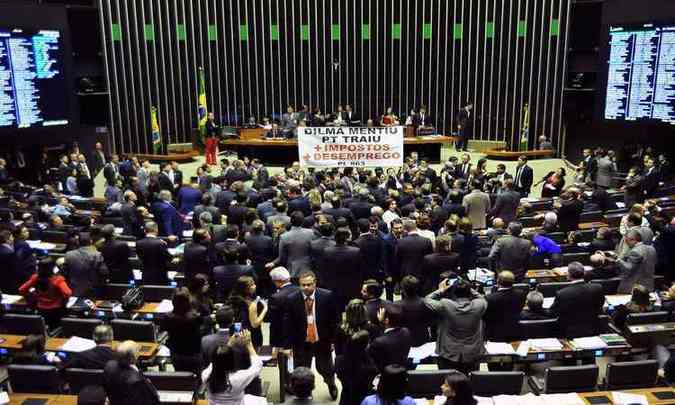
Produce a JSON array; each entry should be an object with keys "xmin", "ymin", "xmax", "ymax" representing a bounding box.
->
[
  {"xmin": 266, "ymin": 199, "xmax": 291, "ymax": 235},
  {"xmin": 488, "ymin": 222, "xmax": 532, "ymax": 281},
  {"xmin": 199, "ymin": 211, "xmax": 227, "ymax": 244},
  {"xmin": 424, "ymin": 277, "xmax": 487, "ymax": 375},
  {"xmin": 201, "ymin": 306, "xmax": 234, "ymax": 363},
  {"xmin": 613, "ymin": 230, "xmax": 657, "ymax": 293},
  {"xmin": 595, "ymin": 149, "xmax": 615, "ymax": 189},
  {"xmin": 490, "ymin": 179, "xmax": 520, "ymax": 225},
  {"xmin": 266, "ymin": 212, "xmax": 317, "ymax": 278},
  {"xmin": 462, "ymin": 180, "xmax": 491, "ymax": 229},
  {"xmin": 64, "ymin": 233, "xmax": 107, "ymax": 298}
]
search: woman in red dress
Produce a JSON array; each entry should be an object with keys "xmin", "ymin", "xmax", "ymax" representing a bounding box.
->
[{"xmin": 205, "ymin": 135, "xmax": 217, "ymax": 166}]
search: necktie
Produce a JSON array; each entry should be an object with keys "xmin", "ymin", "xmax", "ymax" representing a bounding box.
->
[
  {"xmin": 305, "ymin": 296, "xmax": 318, "ymax": 343},
  {"xmin": 516, "ymin": 167, "xmax": 522, "ymax": 187}
]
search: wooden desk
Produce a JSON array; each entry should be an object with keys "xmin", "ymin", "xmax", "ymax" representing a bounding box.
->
[
  {"xmin": 578, "ymin": 221, "xmax": 610, "ymax": 230},
  {"xmin": 482, "ymin": 338, "xmax": 632, "ymax": 363},
  {"xmin": 627, "ymin": 322, "xmax": 675, "ymax": 336},
  {"xmin": 525, "ymin": 269, "xmax": 567, "ymax": 283},
  {"xmin": 220, "ymin": 135, "xmax": 458, "ymax": 164},
  {"xmin": 9, "ymin": 394, "xmax": 76, "ymax": 405},
  {"xmin": 0, "ymin": 334, "xmax": 159, "ymax": 359},
  {"xmin": 578, "ymin": 387, "xmax": 675, "ymax": 404},
  {"xmin": 485, "ymin": 148, "xmax": 555, "ymax": 160}
]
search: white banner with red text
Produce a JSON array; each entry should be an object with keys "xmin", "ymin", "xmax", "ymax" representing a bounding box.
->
[{"xmin": 298, "ymin": 126, "xmax": 404, "ymax": 168}]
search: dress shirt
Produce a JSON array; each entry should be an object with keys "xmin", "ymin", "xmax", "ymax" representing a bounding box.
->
[{"xmin": 304, "ymin": 291, "xmax": 318, "ymax": 341}]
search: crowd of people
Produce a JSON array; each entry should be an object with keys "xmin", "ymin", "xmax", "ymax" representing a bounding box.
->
[{"xmin": 0, "ymin": 141, "xmax": 674, "ymax": 404}]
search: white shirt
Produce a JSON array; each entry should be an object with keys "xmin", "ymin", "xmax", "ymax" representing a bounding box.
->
[
  {"xmin": 304, "ymin": 291, "xmax": 318, "ymax": 341},
  {"xmin": 382, "ymin": 210, "xmax": 400, "ymax": 228},
  {"xmin": 202, "ymin": 354, "xmax": 263, "ymax": 405}
]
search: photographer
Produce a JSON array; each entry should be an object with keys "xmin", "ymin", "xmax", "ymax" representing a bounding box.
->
[{"xmin": 424, "ymin": 277, "xmax": 487, "ymax": 376}]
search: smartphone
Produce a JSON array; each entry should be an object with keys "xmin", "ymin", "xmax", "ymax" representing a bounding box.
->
[{"xmin": 233, "ymin": 322, "xmax": 242, "ymax": 335}]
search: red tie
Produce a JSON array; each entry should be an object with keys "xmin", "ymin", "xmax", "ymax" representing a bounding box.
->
[{"xmin": 305, "ymin": 296, "xmax": 318, "ymax": 343}]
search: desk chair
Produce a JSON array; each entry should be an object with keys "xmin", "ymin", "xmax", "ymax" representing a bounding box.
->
[
  {"xmin": 145, "ymin": 371, "xmax": 198, "ymax": 392},
  {"xmin": 529, "ymin": 365, "xmax": 599, "ymax": 394},
  {"xmin": 545, "ymin": 232, "xmax": 567, "ymax": 244},
  {"xmin": 99, "ymin": 283, "xmax": 133, "ymax": 300},
  {"xmin": 8, "ymin": 365, "xmax": 62, "ymax": 393},
  {"xmin": 142, "ymin": 285, "xmax": 176, "ymax": 302},
  {"xmin": 0, "ymin": 314, "xmax": 47, "ymax": 336},
  {"xmin": 407, "ymin": 370, "xmax": 450, "ymax": 399},
  {"xmin": 64, "ymin": 368, "xmax": 104, "ymax": 394},
  {"xmin": 562, "ymin": 252, "xmax": 591, "ymax": 266},
  {"xmin": 61, "ymin": 318, "xmax": 103, "ymax": 339},
  {"xmin": 538, "ymin": 282, "xmax": 572, "ymax": 298},
  {"xmin": 519, "ymin": 216, "xmax": 543, "ymax": 228},
  {"xmin": 580, "ymin": 211, "xmax": 604, "ymax": 223},
  {"xmin": 470, "ymin": 371, "xmax": 524, "ymax": 396},
  {"xmin": 604, "ymin": 360, "xmax": 659, "ymax": 390},
  {"xmin": 518, "ymin": 318, "xmax": 559, "ymax": 339},
  {"xmin": 590, "ymin": 278, "xmax": 621, "ymax": 295},
  {"xmin": 625, "ymin": 311, "xmax": 670, "ymax": 326},
  {"xmin": 111, "ymin": 319, "xmax": 157, "ymax": 342},
  {"xmin": 41, "ymin": 230, "xmax": 68, "ymax": 244}
]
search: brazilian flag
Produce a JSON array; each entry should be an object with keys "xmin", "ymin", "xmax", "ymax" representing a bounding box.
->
[
  {"xmin": 520, "ymin": 104, "xmax": 530, "ymax": 152},
  {"xmin": 151, "ymin": 106, "xmax": 162, "ymax": 154},
  {"xmin": 197, "ymin": 67, "xmax": 208, "ymax": 149}
]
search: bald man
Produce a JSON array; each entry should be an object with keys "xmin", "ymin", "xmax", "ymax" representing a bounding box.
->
[
  {"xmin": 482, "ymin": 271, "xmax": 527, "ymax": 342},
  {"xmin": 103, "ymin": 341, "xmax": 159, "ymax": 405}
]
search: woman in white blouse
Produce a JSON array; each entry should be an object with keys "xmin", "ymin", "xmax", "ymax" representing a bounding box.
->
[{"xmin": 202, "ymin": 330, "xmax": 263, "ymax": 405}]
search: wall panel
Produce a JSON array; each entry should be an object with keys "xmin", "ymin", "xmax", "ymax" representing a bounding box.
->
[{"xmin": 100, "ymin": 0, "xmax": 570, "ymax": 154}]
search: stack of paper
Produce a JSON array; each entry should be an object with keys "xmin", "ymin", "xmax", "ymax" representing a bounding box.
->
[
  {"xmin": 408, "ymin": 342, "xmax": 436, "ymax": 363},
  {"xmin": 611, "ymin": 391, "xmax": 648, "ymax": 405},
  {"xmin": 527, "ymin": 338, "xmax": 563, "ymax": 350},
  {"xmin": 60, "ymin": 336, "xmax": 97, "ymax": 353},
  {"xmin": 114, "ymin": 227, "xmax": 123, "ymax": 235},
  {"xmin": 485, "ymin": 341, "xmax": 517, "ymax": 355},
  {"xmin": 606, "ymin": 295, "xmax": 631, "ymax": 306},
  {"xmin": 543, "ymin": 297, "xmax": 555, "ymax": 309},
  {"xmin": 539, "ymin": 393, "xmax": 585, "ymax": 405},
  {"xmin": 156, "ymin": 299, "xmax": 174, "ymax": 313},
  {"xmin": 183, "ymin": 230, "xmax": 194, "ymax": 238},
  {"xmin": 516, "ymin": 341, "xmax": 530, "ymax": 357},
  {"xmin": 243, "ymin": 394, "xmax": 269, "ymax": 405},
  {"xmin": 1, "ymin": 294, "xmax": 23, "ymax": 305},
  {"xmin": 571, "ymin": 336, "xmax": 608, "ymax": 350}
]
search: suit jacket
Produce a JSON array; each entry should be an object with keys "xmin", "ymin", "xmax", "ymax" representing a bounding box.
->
[
  {"xmin": 513, "ymin": 164, "xmax": 534, "ymax": 195},
  {"xmin": 177, "ymin": 187, "xmax": 202, "ymax": 214},
  {"xmin": 120, "ymin": 202, "xmax": 141, "ymax": 238},
  {"xmin": 136, "ymin": 237, "xmax": 171, "ymax": 284},
  {"xmin": 288, "ymin": 196, "xmax": 312, "ymax": 217},
  {"xmin": 549, "ymin": 281, "xmax": 605, "ymax": 338},
  {"xmin": 456, "ymin": 163, "xmax": 473, "ymax": 179},
  {"xmin": 64, "ymin": 247, "xmax": 106, "ymax": 298},
  {"xmin": 422, "ymin": 253, "xmax": 460, "ymax": 293},
  {"xmin": 396, "ymin": 234, "xmax": 434, "ymax": 279},
  {"xmin": 213, "ymin": 264, "xmax": 255, "ymax": 300},
  {"xmin": 397, "ymin": 297, "xmax": 434, "ymax": 347},
  {"xmin": 483, "ymin": 288, "xmax": 527, "ymax": 341},
  {"xmin": 310, "ymin": 236, "xmax": 336, "ymax": 280},
  {"xmin": 355, "ymin": 233, "xmax": 385, "ymax": 280},
  {"xmin": 103, "ymin": 163, "xmax": 119, "ymax": 185},
  {"xmin": 192, "ymin": 204, "xmax": 221, "ymax": 228},
  {"xmin": 0, "ymin": 244, "xmax": 18, "ymax": 293},
  {"xmin": 92, "ymin": 150, "xmax": 106, "ymax": 176},
  {"xmin": 101, "ymin": 239, "xmax": 133, "ymax": 284},
  {"xmin": 152, "ymin": 200, "xmax": 183, "ymax": 237},
  {"xmin": 349, "ymin": 200, "xmax": 374, "ymax": 221},
  {"xmin": 457, "ymin": 108, "xmax": 473, "ymax": 129},
  {"xmin": 367, "ymin": 327, "xmax": 413, "ymax": 371},
  {"xmin": 269, "ymin": 283, "xmax": 300, "ymax": 348},
  {"xmin": 201, "ymin": 329, "xmax": 229, "ymax": 363},
  {"xmin": 643, "ymin": 167, "xmax": 660, "ymax": 198},
  {"xmin": 103, "ymin": 360, "xmax": 160, "ymax": 405},
  {"xmin": 13, "ymin": 241, "xmax": 36, "ymax": 293},
  {"xmin": 463, "ymin": 190, "xmax": 491, "ymax": 229},
  {"xmin": 215, "ymin": 190, "xmax": 237, "ymax": 210},
  {"xmin": 491, "ymin": 190, "xmax": 520, "ymax": 224},
  {"xmin": 556, "ymin": 199, "xmax": 584, "ymax": 233},
  {"xmin": 158, "ymin": 172, "xmax": 174, "ymax": 192},
  {"xmin": 284, "ymin": 288, "xmax": 338, "ymax": 348},
  {"xmin": 183, "ymin": 242, "xmax": 214, "ymax": 280},
  {"xmin": 624, "ymin": 174, "xmax": 643, "ymax": 207},
  {"xmin": 382, "ymin": 233, "xmax": 401, "ymax": 280},
  {"xmin": 414, "ymin": 113, "xmax": 433, "ymax": 127},
  {"xmin": 276, "ymin": 226, "xmax": 316, "ymax": 277},
  {"xmin": 321, "ymin": 245, "xmax": 363, "ymax": 304},
  {"xmin": 63, "ymin": 345, "xmax": 115, "ymax": 370},
  {"xmin": 488, "ymin": 235, "xmax": 532, "ymax": 280},
  {"xmin": 617, "ymin": 242, "xmax": 657, "ymax": 293},
  {"xmin": 245, "ymin": 233, "xmax": 274, "ymax": 271},
  {"xmin": 595, "ymin": 157, "xmax": 614, "ymax": 188}
]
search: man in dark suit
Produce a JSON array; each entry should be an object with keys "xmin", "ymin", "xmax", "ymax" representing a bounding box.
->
[
  {"xmin": 323, "ymin": 197, "xmax": 355, "ymax": 230},
  {"xmin": 245, "ymin": 220, "xmax": 275, "ymax": 297},
  {"xmin": 201, "ymin": 306, "xmax": 234, "ymax": 363},
  {"xmin": 268, "ymin": 267, "xmax": 299, "ymax": 352},
  {"xmin": 383, "ymin": 219, "xmax": 404, "ymax": 301},
  {"xmin": 367, "ymin": 305, "xmax": 413, "ymax": 371},
  {"xmin": 170, "ymin": 161, "xmax": 183, "ymax": 190},
  {"xmin": 354, "ymin": 218, "xmax": 385, "ymax": 281},
  {"xmin": 549, "ymin": 262, "xmax": 605, "ymax": 338},
  {"xmin": 227, "ymin": 193, "xmax": 249, "ymax": 228},
  {"xmin": 309, "ymin": 223, "xmax": 336, "ymax": 286},
  {"xmin": 422, "ymin": 235, "xmax": 460, "ymax": 294},
  {"xmin": 177, "ymin": 179, "xmax": 202, "ymax": 215},
  {"xmin": 182, "ymin": 228, "xmax": 214, "ymax": 281},
  {"xmin": 64, "ymin": 325, "xmax": 116, "ymax": 370},
  {"xmin": 455, "ymin": 154, "xmax": 473, "ymax": 179},
  {"xmin": 103, "ymin": 341, "xmax": 160, "ymax": 405},
  {"xmin": 103, "ymin": 154, "xmax": 121, "ymax": 186},
  {"xmin": 214, "ymin": 225, "xmax": 249, "ymax": 264},
  {"xmin": 287, "ymin": 186, "xmax": 311, "ymax": 217},
  {"xmin": 213, "ymin": 247, "xmax": 256, "ymax": 301},
  {"xmin": 414, "ymin": 105, "xmax": 433, "ymax": 128},
  {"xmin": 490, "ymin": 179, "xmax": 520, "ymax": 225},
  {"xmin": 348, "ymin": 190, "xmax": 375, "ymax": 221},
  {"xmin": 482, "ymin": 271, "xmax": 527, "ymax": 342},
  {"xmin": 284, "ymin": 271, "xmax": 339, "ymax": 400},
  {"xmin": 513, "ymin": 155, "xmax": 534, "ymax": 197},
  {"xmin": 488, "ymin": 221, "xmax": 532, "ymax": 281},
  {"xmin": 345, "ymin": 104, "xmax": 360, "ymax": 125},
  {"xmin": 0, "ymin": 230, "xmax": 18, "ymax": 293},
  {"xmin": 554, "ymin": 188, "xmax": 584, "ymax": 232},
  {"xmin": 396, "ymin": 219, "xmax": 434, "ymax": 281},
  {"xmin": 192, "ymin": 193, "xmax": 221, "ymax": 229},
  {"xmin": 456, "ymin": 103, "xmax": 473, "ymax": 151},
  {"xmin": 151, "ymin": 190, "xmax": 182, "ymax": 237},
  {"xmin": 136, "ymin": 221, "xmax": 172, "ymax": 285},
  {"xmin": 158, "ymin": 163, "xmax": 175, "ymax": 193},
  {"xmin": 100, "ymin": 225, "xmax": 133, "ymax": 284},
  {"xmin": 251, "ymin": 159, "xmax": 270, "ymax": 188},
  {"xmin": 64, "ymin": 233, "xmax": 106, "ymax": 298},
  {"xmin": 92, "ymin": 142, "xmax": 107, "ymax": 177},
  {"xmin": 643, "ymin": 156, "xmax": 660, "ymax": 199},
  {"xmin": 119, "ymin": 191, "xmax": 143, "ymax": 238},
  {"xmin": 321, "ymin": 228, "xmax": 363, "ymax": 314},
  {"xmin": 361, "ymin": 279, "xmax": 390, "ymax": 326},
  {"xmin": 396, "ymin": 275, "xmax": 434, "ymax": 347}
]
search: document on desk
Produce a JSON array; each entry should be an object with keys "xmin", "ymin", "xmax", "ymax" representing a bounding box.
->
[
  {"xmin": 156, "ymin": 299, "xmax": 174, "ymax": 313},
  {"xmin": 611, "ymin": 391, "xmax": 648, "ymax": 405},
  {"xmin": 539, "ymin": 393, "xmax": 585, "ymax": 405},
  {"xmin": 158, "ymin": 391, "xmax": 194, "ymax": 404},
  {"xmin": 605, "ymin": 295, "xmax": 631, "ymax": 306},
  {"xmin": 486, "ymin": 341, "xmax": 517, "ymax": 355},
  {"xmin": 1, "ymin": 294, "xmax": 23, "ymax": 304},
  {"xmin": 409, "ymin": 342, "xmax": 436, "ymax": 363},
  {"xmin": 527, "ymin": 338, "xmax": 563, "ymax": 350},
  {"xmin": 432, "ymin": 396, "xmax": 492, "ymax": 405},
  {"xmin": 571, "ymin": 336, "xmax": 608, "ymax": 350},
  {"xmin": 542, "ymin": 297, "xmax": 555, "ymax": 309},
  {"xmin": 516, "ymin": 341, "xmax": 530, "ymax": 357},
  {"xmin": 243, "ymin": 394, "xmax": 268, "ymax": 405},
  {"xmin": 493, "ymin": 393, "xmax": 538, "ymax": 405},
  {"xmin": 60, "ymin": 336, "xmax": 97, "ymax": 352}
]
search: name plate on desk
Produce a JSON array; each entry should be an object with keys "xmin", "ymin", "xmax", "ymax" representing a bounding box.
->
[{"xmin": 158, "ymin": 391, "xmax": 194, "ymax": 405}]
